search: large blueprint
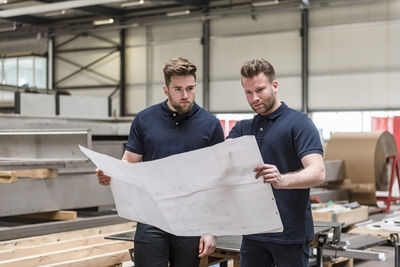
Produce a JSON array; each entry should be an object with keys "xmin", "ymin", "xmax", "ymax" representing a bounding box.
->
[{"xmin": 80, "ymin": 136, "xmax": 283, "ymax": 236}]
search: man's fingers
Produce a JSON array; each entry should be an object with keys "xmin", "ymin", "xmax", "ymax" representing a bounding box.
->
[{"xmin": 198, "ymin": 239, "xmax": 204, "ymax": 254}]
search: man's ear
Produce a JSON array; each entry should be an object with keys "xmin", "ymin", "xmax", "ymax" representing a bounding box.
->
[
  {"xmin": 163, "ymin": 85, "xmax": 168, "ymax": 96},
  {"xmin": 273, "ymin": 81, "xmax": 278, "ymax": 93}
]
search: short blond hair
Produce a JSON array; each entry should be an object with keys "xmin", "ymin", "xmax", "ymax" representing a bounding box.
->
[
  {"xmin": 163, "ymin": 57, "xmax": 197, "ymax": 86},
  {"xmin": 241, "ymin": 59, "xmax": 275, "ymax": 82}
]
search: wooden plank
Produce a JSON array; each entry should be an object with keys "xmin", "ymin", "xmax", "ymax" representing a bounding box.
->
[
  {"xmin": 15, "ymin": 168, "xmax": 58, "ymax": 179},
  {"xmin": 18, "ymin": 211, "xmax": 78, "ymax": 221},
  {"xmin": 39, "ymin": 250, "xmax": 131, "ymax": 267},
  {"xmin": 0, "ymin": 222, "xmax": 136, "ymax": 250},
  {"xmin": 0, "ymin": 171, "xmax": 17, "ymax": 183},
  {"xmin": 323, "ymin": 257, "xmax": 353, "ymax": 267},
  {"xmin": 348, "ymin": 226, "xmax": 393, "ymax": 240},
  {"xmin": 0, "ymin": 235, "xmax": 114, "ymax": 261},
  {"xmin": 312, "ymin": 205, "xmax": 368, "ymax": 226},
  {"xmin": 0, "ymin": 240, "xmax": 133, "ymax": 266}
]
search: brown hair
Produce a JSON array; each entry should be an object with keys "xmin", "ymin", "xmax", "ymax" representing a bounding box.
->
[
  {"xmin": 240, "ymin": 59, "xmax": 275, "ymax": 83},
  {"xmin": 163, "ymin": 57, "xmax": 197, "ymax": 86}
]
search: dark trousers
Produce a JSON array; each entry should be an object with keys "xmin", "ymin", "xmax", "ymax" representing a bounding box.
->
[
  {"xmin": 240, "ymin": 237, "xmax": 310, "ymax": 267},
  {"xmin": 133, "ymin": 223, "xmax": 200, "ymax": 267}
]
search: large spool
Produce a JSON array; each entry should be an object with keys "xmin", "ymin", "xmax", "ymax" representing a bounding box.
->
[{"xmin": 325, "ymin": 131, "xmax": 398, "ymax": 205}]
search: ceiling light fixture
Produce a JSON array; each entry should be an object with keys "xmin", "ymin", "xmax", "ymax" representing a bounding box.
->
[
  {"xmin": 93, "ymin": 18, "xmax": 115, "ymax": 25},
  {"xmin": 45, "ymin": 9, "xmax": 67, "ymax": 17},
  {"xmin": 166, "ymin": 10, "xmax": 190, "ymax": 17},
  {"xmin": 0, "ymin": 0, "xmax": 128, "ymax": 18},
  {"xmin": 121, "ymin": 0, "xmax": 144, "ymax": 7},
  {"xmin": 252, "ymin": 0, "xmax": 279, "ymax": 7}
]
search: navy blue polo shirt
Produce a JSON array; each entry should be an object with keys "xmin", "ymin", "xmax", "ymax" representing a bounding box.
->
[
  {"xmin": 126, "ymin": 100, "xmax": 225, "ymax": 161},
  {"xmin": 227, "ymin": 102, "xmax": 323, "ymax": 244}
]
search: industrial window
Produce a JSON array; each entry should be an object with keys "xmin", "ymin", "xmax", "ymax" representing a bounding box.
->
[
  {"xmin": 312, "ymin": 111, "xmax": 400, "ymax": 144},
  {"xmin": 1, "ymin": 55, "xmax": 47, "ymax": 89}
]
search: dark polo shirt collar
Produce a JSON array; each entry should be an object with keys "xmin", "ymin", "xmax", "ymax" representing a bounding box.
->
[
  {"xmin": 256, "ymin": 102, "xmax": 288, "ymax": 121},
  {"xmin": 160, "ymin": 99, "xmax": 199, "ymax": 122}
]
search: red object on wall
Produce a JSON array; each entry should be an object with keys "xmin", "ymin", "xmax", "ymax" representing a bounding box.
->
[
  {"xmin": 371, "ymin": 116, "xmax": 400, "ymax": 151},
  {"xmin": 371, "ymin": 117, "xmax": 388, "ymax": 131},
  {"xmin": 219, "ymin": 120, "xmax": 225, "ymax": 134},
  {"xmin": 228, "ymin": 120, "xmax": 238, "ymax": 133},
  {"xmin": 393, "ymin": 117, "xmax": 400, "ymax": 152}
]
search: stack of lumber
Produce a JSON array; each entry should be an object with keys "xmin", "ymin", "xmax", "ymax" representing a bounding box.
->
[
  {"xmin": 0, "ymin": 222, "xmax": 136, "ymax": 267},
  {"xmin": 0, "ymin": 168, "xmax": 58, "ymax": 183}
]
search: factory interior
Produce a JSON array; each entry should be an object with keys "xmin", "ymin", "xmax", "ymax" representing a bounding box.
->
[{"xmin": 1, "ymin": 0, "xmax": 400, "ymax": 266}]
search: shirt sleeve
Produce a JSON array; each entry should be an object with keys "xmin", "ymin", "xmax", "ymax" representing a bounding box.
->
[
  {"xmin": 125, "ymin": 115, "xmax": 144, "ymax": 155},
  {"xmin": 227, "ymin": 121, "xmax": 241, "ymax": 139},
  {"xmin": 292, "ymin": 115, "xmax": 324, "ymax": 159},
  {"xmin": 209, "ymin": 119, "xmax": 225, "ymax": 145}
]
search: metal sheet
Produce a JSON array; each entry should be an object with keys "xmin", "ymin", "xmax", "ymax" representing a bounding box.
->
[
  {"xmin": 0, "ymin": 173, "xmax": 114, "ymax": 216},
  {"xmin": 0, "ymin": 129, "xmax": 91, "ymax": 160},
  {"xmin": 0, "ymin": 214, "xmax": 128, "ymax": 241},
  {"xmin": 0, "ymin": 114, "xmax": 132, "ymax": 136}
]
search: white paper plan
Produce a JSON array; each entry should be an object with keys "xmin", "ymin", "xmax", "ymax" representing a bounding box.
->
[{"xmin": 80, "ymin": 136, "xmax": 283, "ymax": 236}]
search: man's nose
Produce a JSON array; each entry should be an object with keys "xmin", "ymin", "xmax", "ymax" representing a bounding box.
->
[
  {"xmin": 251, "ymin": 93, "xmax": 259, "ymax": 102},
  {"xmin": 182, "ymin": 90, "xmax": 188, "ymax": 98}
]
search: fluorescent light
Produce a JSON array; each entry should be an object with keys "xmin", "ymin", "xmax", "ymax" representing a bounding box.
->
[
  {"xmin": 252, "ymin": 0, "xmax": 279, "ymax": 7},
  {"xmin": 121, "ymin": 0, "xmax": 144, "ymax": 7},
  {"xmin": 0, "ymin": 0, "xmax": 128, "ymax": 18},
  {"xmin": 45, "ymin": 9, "xmax": 67, "ymax": 17},
  {"xmin": 1, "ymin": 0, "xmax": 8, "ymax": 5},
  {"xmin": 166, "ymin": 10, "xmax": 190, "ymax": 17},
  {"xmin": 93, "ymin": 18, "xmax": 115, "ymax": 25}
]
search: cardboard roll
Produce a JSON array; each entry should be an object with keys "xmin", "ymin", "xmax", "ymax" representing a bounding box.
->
[{"xmin": 325, "ymin": 131, "xmax": 398, "ymax": 206}]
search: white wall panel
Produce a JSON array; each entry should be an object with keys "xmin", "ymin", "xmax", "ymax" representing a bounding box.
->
[
  {"xmin": 126, "ymin": 85, "xmax": 146, "ymax": 114},
  {"xmin": 126, "ymin": 46, "xmax": 147, "ymax": 84},
  {"xmin": 209, "ymin": 27, "xmax": 301, "ymax": 112},
  {"xmin": 151, "ymin": 41, "xmax": 203, "ymax": 83},
  {"xmin": 210, "ymin": 80, "xmax": 250, "ymax": 113},
  {"xmin": 211, "ymin": 11, "xmax": 299, "ymax": 36},
  {"xmin": 210, "ymin": 76, "xmax": 301, "ymax": 113},
  {"xmin": 56, "ymin": 31, "xmax": 119, "ymax": 49},
  {"xmin": 151, "ymin": 21, "xmax": 202, "ymax": 42},
  {"xmin": 0, "ymin": 38, "xmax": 47, "ymax": 54},
  {"xmin": 309, "ymin": 0, "xmax": 400, "ymax": 27},
  {"xmin": 55, "ymin": 50, "xmax": 120, "ymax": 87},
  {"xmin": 276, "ymin": 77, "xmax": 302, "ymax": 110},
  {"xmin": 210, "ymin": 32, "xmax": 301, "ymax": 81},
  {"xmin": 309, "ymin": 0, "xmax": 400, "ymax": 110},
  {"xmin": 309, "ymin": 72, "xmax": 400, "ymax": 110},
  {"xmin": 126, "ymin": 27, "xmax": 146, "ymax": 46}
]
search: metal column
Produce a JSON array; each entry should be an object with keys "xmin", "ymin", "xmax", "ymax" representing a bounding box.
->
[
  {"xmin": 202, "ymin": 19, "xmax": 210, "ymax": 111},
  {"xmin": 120, "ymin": 29, "xmax": 126, "ymax": 117},
  {"xmin": 301, "ymin": 8, "xmax": 309, "ymax": 114}
]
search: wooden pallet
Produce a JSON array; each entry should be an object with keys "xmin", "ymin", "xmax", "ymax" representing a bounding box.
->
[
  {"xmin": 324, "ymin": 257, "xmax": 353, "ymax": 267},
  {"xmin": 0, "ymin": 169, "xmax": 58, "ymax": 183},
  {"xmin": 0, "ymin": 222, "xmax": 136, "ymax": 267}
]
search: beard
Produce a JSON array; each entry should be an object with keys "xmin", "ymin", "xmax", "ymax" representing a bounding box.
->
[
  {"xmin": 252, "ymin": 97, "xmax": 276, "ymax": 116},
  {"xmin": 169, "ymin": 97, "xmax": 195, "ymax": 114}
]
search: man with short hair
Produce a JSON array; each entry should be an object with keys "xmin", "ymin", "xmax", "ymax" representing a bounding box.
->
[
  {"xmin": 228, "ymin": 59, "xmax": 325, "ymax": 267},
  {"xmin": 97, "ymin": 57, "xmax": 225, "ymax": 267}
]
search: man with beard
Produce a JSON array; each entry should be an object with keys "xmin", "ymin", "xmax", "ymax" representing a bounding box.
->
[
  {"xmin": 96, "ymin": 57, "xmax": 224, "ymax": 267},
  {"xmin": 227, "ymin": 59, "xmax": 325, "ymax": 267}
]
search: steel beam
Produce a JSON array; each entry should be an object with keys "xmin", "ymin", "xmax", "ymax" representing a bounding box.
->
[
  {"xmin": 301, "ymin": 8, "xmax": 309, "ymax": 114},
  {"xmin": 54, "ymin": 49, "xmax": 118, "ymax": 86},
  {"xmin": 321, "ymin": 248, "xmax": 386, "ymax": 261},
  {"xmin": 202, "ymin": 19, "xmax": 210, "ymax": 111},
  {"xmin": 120, "ymin": 28, "xmax": 126, "ymax": 116}
]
